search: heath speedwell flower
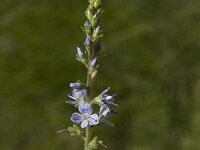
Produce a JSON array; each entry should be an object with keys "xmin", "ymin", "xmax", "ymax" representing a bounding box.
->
[
  {"xmin": 66, "ymin": 88, "xmax": 87, "ymax": 105},
  {"xmin": 100, "ymin": 87, "xmax": 118, "ymax": 106},
  {"xmin": 71, "ymin": 102, "xmax": 99, "ymax": 128}
]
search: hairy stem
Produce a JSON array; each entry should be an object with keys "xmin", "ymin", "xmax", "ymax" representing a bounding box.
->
[
  {"xmin": 84, "ymin": 47, "xmax": 92, "ymax": 150},
  {"xmin": 84, "ymin": 125, "xmax": 90, "ymax": 150}
]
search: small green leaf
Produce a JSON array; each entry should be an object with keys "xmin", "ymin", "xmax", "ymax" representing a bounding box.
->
[
  {"xmin": 89, "ymin": 136, "xmax": 98, "ymax": 149},
  {"xmin": 88, "ymin": 137, "xmax": 107, "ymax": 149},
  {"xmin": 98, "ymin": 140, "xmax": 108, "ymax": 148},
  {"xmin": 89, "ymin": 0, "xmax": 95, "ymax": 4},
  {"xmin": 91, "ymin": 95, "xmax": 101, "ymax": 105},
  {"xmin": 67, "ymin": 124, "xmax": 81, "ymax": 136},
  {"xmin": 94, "ymin": 0, "xmax": 101, "ymax": 8}
]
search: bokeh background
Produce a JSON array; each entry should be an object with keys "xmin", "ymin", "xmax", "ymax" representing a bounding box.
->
[{"xmin": 1, "ymin": 0, "xmax": 200, "ymax": 150}]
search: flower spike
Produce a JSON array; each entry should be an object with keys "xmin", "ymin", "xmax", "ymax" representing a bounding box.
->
[{"xmin": 64, "ymin": 0, "xmax": 118, "ymax": 149}]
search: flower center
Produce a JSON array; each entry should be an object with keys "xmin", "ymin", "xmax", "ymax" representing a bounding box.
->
[{"xmin": 83, "ymin": 114, "xmax": 89, "ymax": 120}]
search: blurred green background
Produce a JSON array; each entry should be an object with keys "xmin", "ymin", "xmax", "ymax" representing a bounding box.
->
[{"xmin": 1, "ymin": 0, "xmax": 200, "ymax": 150}]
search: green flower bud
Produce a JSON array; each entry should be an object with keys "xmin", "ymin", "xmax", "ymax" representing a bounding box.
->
[
  {"xmin": 86, "ymin": 8, "xmax": 93, "ymax": 21},
  {"xmin": 93, "ymin": 26, "xmax": 101, "ymax": 39},
  {"xmin": 91, "ymin": 70, "xmax": 98, "ymax": 80},
  {"xmin": 91, "ymin": 14, "xmax": 98, "ymax": 27},
  {"xmin": 94, "ymin": 0, "xmax": 101, "ymax": 8},
  {"xmin": 89, "ymin": 0, "xmax": 95, "ymax": 4}
]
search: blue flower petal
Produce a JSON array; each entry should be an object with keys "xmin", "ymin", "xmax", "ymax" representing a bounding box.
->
[
  {"xmin": 99, "ymin": 106, "xmax": 110, "ymax": 116},
  {"xmin": 101, "ymin": 118, "xmax": 114, "ymax": 127},
  {"xmin": 70, "ymin": 82, "xmax": 81, "ymax": 89},
  {"xmin": 66, "ymin": 100, "xmax": 77, "ymax": 105},
  {"xmin": 72, "ymin": 89, "xmax": 87, "ymax": 99},
  {"xmin": 89, "ymin": 114, "xmax": 99, "ymax": 125},
  {"xmin": 71, "ymin": 112, "xmax": 83, "ymax": 124},
  {"xmin": 79, "ymin": 102, "xmax": 93, "ymax": 115},
  {"xmin": 81, "ymin": 120, "xmax": 88, "ymax": 128},
  {"xmin": 100, "ymin": 87, "xmax": 110, "ymax": 96}
]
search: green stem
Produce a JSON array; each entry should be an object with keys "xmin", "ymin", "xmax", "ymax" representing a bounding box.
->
[
  {"xmin": 85, "ymin": 45, "xmax": 92, "ymax": 150},
  {"xmin": 84, "ymin": 126, "xmax": 90, "ymax": 150}
]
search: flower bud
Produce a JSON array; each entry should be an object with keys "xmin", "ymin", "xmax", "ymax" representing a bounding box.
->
[
  {"xmin": 85, "ymin": 38, "xmax": 91, "ymax": 46},
  {"xmin": 69, "ymin": 82, "xmax": 81, "ymax": 89},
  {"xmin": 89, "ymin": 0, "xmax": 95, "ymax": 4},
  {"xmin": 94, "ymin": 41, "xmax": 101, "ymax": 52},
  {"xmin": 93, "ymin": 13, "xmax": 98, "ymax": 19},
  {"xmin": 96, "ymin": 26, "xmax": 100, "ymax": 33},
  {"xmin": 92, "ymin": 14, "xmax": 98, "ymax": 27},
  {"xmin": 91, "ymin": 57, "xmax": 97, "ymax": 67},
  {"xmin": 94, "ymin": 0, "xmax": 101, "ymax": 8},
  {"xmin": 86, "ymin": 8, "xmax": 92, "ymax": 21},
  {"xmin": 85, "ymin": 21, "xmax": 90, "ymax": 28},
  {"xmin": 77, "ymin": 47, "xmax": 83, "ymax": 57},
  {"xmin": 93, "ymin": 26, "xmax": 101, "ymax": 39},
  {"xmin": 91, "ymin": 70, "xmax": 98, "ymax": 79}
]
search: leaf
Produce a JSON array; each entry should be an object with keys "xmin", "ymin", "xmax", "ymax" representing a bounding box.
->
[
  {"xmin": 89, "ymin": 136, "xmax": 98, "ymax": 149},
  {"xmin": 67, "ymin": 124, "xmax": 81, "ymax": 136},
  {"xmin": 98, "ymin": 141, "xmax": 108, "ymax": 149},
  {"xmin": 89, "ymin": 137, "xmax": 107, "ymax": 149}
]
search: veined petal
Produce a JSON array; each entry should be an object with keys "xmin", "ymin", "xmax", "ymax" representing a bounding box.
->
[
  {"xmin": 105, "ymin": 95, "xmax": 113, "ymax": 101},
  {"xmin": 100, "ymin": 87, "xmax": 110, "ymax": 96},
  {"xmin": 89, "ymin": 114, "xmax": 99, "ymax": 125},
  {"xmin": 99, "ymin": 106, "xmax": 110, "ymax": 116},
  {"xmin": 81, "ymin": 120, "xmax": 88, "ymax": 128},
  {"xmin": 71, "ymin": 113, "xmax": 83, "ymax": 124},
  {"xmin": 101, "ymin": 118, "xmax": 114, "ymax": 127},
  {"xmin": 66, "ymin": 100, "xmax": 77, "ymax": 105},
  {"xmin": 104, "ymin": 99, "xmax": 118, "ymax": 106},
  {"xmin": 72, "ymin": 89, "xmax": 87, "ymax": 99},
  {"xmin": 79, "ymin": 102, "xmax": 93, "ymax": 115}
]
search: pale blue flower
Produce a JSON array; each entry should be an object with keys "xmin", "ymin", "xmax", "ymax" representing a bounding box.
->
[
  {"xmin": 71, "ymin": 103, "xmax": 99, "ymax": 128},
  {"xmin": 99, "ymin": 106, "xmax": 114, "ymax": 127},
  {"xmin": 100, "ymin": 87, "xmax": 118, "ymax": 106},
  {"xmin": 66, "ymin": 89, "xmax": 87, "ymax": 105}
]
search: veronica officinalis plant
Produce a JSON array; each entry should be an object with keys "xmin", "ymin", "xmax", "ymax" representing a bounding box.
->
[{"xmin": 58, "ymin": 0, "xmax": 118, "ymax": 149}]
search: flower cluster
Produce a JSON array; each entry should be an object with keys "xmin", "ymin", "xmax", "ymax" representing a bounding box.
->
[
  {"xmin": 67, "ymin": 83, "xmax": 117, "ymax": 128},
  {"xmin": 64, "ymin": 0, "xmax": 118, "ymax": 149}
]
